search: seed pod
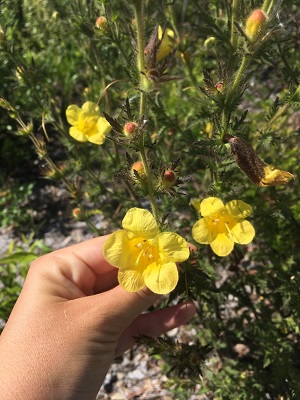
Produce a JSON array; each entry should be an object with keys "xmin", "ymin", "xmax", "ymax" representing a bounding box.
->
[{"xmin": 224, "ymin": 133, "xmax": 294, "ymax": 186}]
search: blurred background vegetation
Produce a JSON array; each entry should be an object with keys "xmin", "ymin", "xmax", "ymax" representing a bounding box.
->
[{"xmin": 0, "ymin": 0, "xmax": 300, "ymax": 398}]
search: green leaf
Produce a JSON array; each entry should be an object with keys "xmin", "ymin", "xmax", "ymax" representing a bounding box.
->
[{"xmin": 0, "ymin": 252, "xmax": 38, "ymax": 265}]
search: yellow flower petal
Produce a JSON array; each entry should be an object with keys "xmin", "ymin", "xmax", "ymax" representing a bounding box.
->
[
  {"xmin": 210, "ymin": 234, "xmax": 234, "ymax": 257},
  {"xmin": 191, "ymin": 198, "xmax": 201, "ymax": 213},
  {"xmin": 143, "ymin": 261, "xmax": 178, "ymax": 294},
  {"xmin": 157, "ymin": 232, "xmax": 189, "ymax": 263},
  {"xmin": 69, "ymin": 126, "xmax": 88, "ymax": 142},
  {"xmin": 200, "ymin": 197, "xmax": 224, "ymax": 217},
  {"xmin": 88, "ymin": 132, "xmax": 106, "ymax": 145},
  {"xmin": 103, "ymin": 231, "xmax": 132, "ymax": 269},
  {"xmin": 261, "ymin": 165, "xmax": 294, "ymax": 186},
  {"xmin": 231, "ymin": 220, "xmax": 255, "ymax": 244},
  {"xmin": 157, "ymin": 27, "xmax": 175, "ymax": 62},
  {"xmin": 118, "ymin": 269, "xmax": 145, "ymax": 292},
  {"xmin": 192, "ymin": 218, "xmax": 216, "ymax": 244},
  {"xmin": 66, "ymin": 105, "xmax": 81, "ymax": 125},
  {"xmin": 225, "ymin": 200, "xmax": 253, "ymax": 219},
  {"xmin": 97, "ymin": 117, "xmax": 111, "ymax": 135},
  {"xmin": 81, "ymin": 101, "xmax": 99, "ymax": 117},
  {"xmin": 122, "ymin": 208, "xmax": 159, "ymax": 239}
]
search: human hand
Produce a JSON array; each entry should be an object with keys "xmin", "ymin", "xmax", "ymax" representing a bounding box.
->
[{"xmin": 0, "ymin": 235, "xmax": 196, "ymax": 400}]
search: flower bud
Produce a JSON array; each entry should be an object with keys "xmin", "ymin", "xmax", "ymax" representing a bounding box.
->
[
  {"xmin": 124, "ymin": 121, "xmax": 138, "ymax": 136},
  {"xmin": 245, "ymin": 9, "xmax": 267, "ymax": 41},
  {"xmin": 131, "ymin": 161, "xmax": 145, "ymax": 176},
  {"xmin": 95, "ymin": 16, "xmax": 108, "ymax": 32},
  {"xmin": 72, "ymin": 208, "xmax": 81, "ymax": 218},
  {"xmin": 162, "ymin": 169, "xmax": 177, "ymax": 189}
]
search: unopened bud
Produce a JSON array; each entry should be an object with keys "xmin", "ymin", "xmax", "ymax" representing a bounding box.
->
[
  {"xmin": 162, "ymin": 169, "xmax": 177, "ymax": 189},
  {"xmin": 72, "ymin": 208, "xmax": 81, "ymax": 218},
  {"xmin": 95, "ymin": 16, "xmax": 108, "ymax": 32},
  {"xmin": 245, "ymin": 9, "xmax": 267, "ymax": 41},
  {"xmin": 215, "ymin": 81, "xmax": 223, "ymax": 92},
  {"xmin": 131, "ymin": 161, "xmax": 145, "ymax": 175},
  {"xmin": 124, "ymin": 121, "xmax": 138, "ymax": 136},
  {"xmin": 180, "ymin": 50, "xmax": 191, "ymax": 64}
]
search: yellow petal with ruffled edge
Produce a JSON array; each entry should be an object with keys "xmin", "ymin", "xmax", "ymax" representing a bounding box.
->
[
  {"xmin": 143, "ymin": 261, "xmax": 178, "ymax": 294},
  {"xmin": 122, "ymin": 208, "xmax": 159, "ymax": 239},
  {"xmin": 231, "ymin": 220, "xmax": 255, "ymax": 244},
  {"xmin": 88, "ymin": 132, "xmax": 105, "ymax": 145},
  {"xmin": 118, "ymin": 269, "xmax": 145, "ymax": 292},
  {"xmin": 200, "ymin": 197, "xmax": 224, "ymax": 217},
  {"xmin": 103, "ymin": 230, "xmax": 133, "ymax": 269},
  {"xmin": 66, "ymin": 105, "xmax": 81, "ymax": 125},
  {"xmin": 210, "ymin": 234, "xmax": 234, "ymax": 257},
  {"xmin": 225, "ymin": 200, "xmax": 253, "ymax": 219},
  {"xmin": 97, "ymin": 117, "xmax": 111, "ymax": 134},
  {"xmin": 81, "ymin": 101, "xmax": 99, "ymax": 117},
  {"xmin": 157, "ymin": 232, "xmax": 189, "ymax": 263},
  {"xmin": 192, "ymin": 218, "xmax": 216, "ymax": 244},
  {"xmin": 69, "ymin": 127, "xmax": 88, "ymax": 142}
]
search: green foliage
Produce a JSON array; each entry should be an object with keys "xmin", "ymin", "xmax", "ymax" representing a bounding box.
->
[
  {"xmin": 0, "ymin": 235, "xmax": 51, "ymax": 330},
  {"xmin": 0, "ymin": 180, "xmax": 35, "ymax": 230},
  {"xmin": 0, "ymin": 0, "xmax": 300, "ymax": 397}
]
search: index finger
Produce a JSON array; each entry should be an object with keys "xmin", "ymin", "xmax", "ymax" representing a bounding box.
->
[{"xmin": 40, "ymin": 235, "xmax": 118, "ymax": 293}]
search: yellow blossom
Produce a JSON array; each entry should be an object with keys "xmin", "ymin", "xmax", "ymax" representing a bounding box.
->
[
  {"xmin": 157, "ymin": 26, "xmax": 176, "ymax": 62},
  {"xmin": 66, "ymin": 101, "xmax": 111, "ymax": 145},
  {"xmin": 192, "ymin": 197, "xmax": 255, "ymax": 257},
  {"xmin": 103, "ymin": 208, "xmax": 190, "ymax": 294}
]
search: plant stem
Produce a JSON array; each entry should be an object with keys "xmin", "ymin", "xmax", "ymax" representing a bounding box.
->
[
  {"xmin": 262, "ymin": 0, "xmax": 273, "ymax": 13},
  {"xmin": 139, "ymin": 143, "xmax": 160, "ymax": 224},
  {"xmin": 222, "ymin": 55, "xmax": 249, "ymax": 134},
  {"xmin": 133, "ymin": 0, "xmax": 148, "ymax": 118},
  {"xmin": 230, "ymin": 0, "xmax": 239, "ymax": 49}
]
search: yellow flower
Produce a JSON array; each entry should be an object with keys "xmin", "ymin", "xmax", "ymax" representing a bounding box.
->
[
  {"xmin": 192, "ymin": 197, "xmax": 255, "ymax": 257},
  {"xmin": 156, "ymin": 26, "xmax": 176, "ymax": 62},
  {"xmin": 66, "ymin": 101, "xmax": 111, "ymax": 145},
  {"xmin": 103, "ymin": 208, "xmax": 190, "ymax": 294}
]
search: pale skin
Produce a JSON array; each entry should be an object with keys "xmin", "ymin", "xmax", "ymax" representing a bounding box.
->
[{"xmin": 0, "ymin": 235, "xmax": 196, "ymax": 400}]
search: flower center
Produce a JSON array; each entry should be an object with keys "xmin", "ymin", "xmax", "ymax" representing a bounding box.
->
[
  {"xmin": 134, "ymin": 239, "xmax": 156, "ymax": 267},
  {"xmin": 209, "ymin": 209, "xmax": 234, "ymax": 234}
]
